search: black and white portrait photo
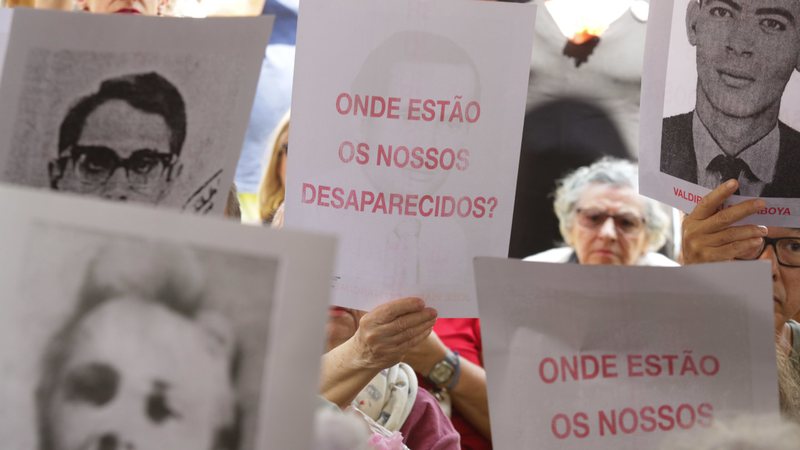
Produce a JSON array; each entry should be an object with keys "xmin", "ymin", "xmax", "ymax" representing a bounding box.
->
[
  {"xmin": 1, "ymin": 224, "xmax": 277, "ymax": 450},
  {"xmin": 0, "ymin": 49, "xmax": 243, "ymax": 213},
  {"xmin": 660, "ymin": 0, "xmax": 800, "ymax": 198},
  {"xmin": 48, "ymin": 71, "xmax": 186, "ymax": 204},
  {"xmin": 0, "ymin": 10, "xmax": 273, "ymax": 215}
]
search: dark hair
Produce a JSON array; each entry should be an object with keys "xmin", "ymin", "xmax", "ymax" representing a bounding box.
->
[{"xmin": 58, "ymin": 72, "xmax": 187, "ymax": 156}]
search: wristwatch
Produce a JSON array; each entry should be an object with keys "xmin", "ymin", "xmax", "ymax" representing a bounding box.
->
[{"xmin": 426, "ymin": 349, "xmax": 461, "ymax": 390}]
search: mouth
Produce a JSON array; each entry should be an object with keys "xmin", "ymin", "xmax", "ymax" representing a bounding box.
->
[
  {"xmin": 113, "ymin": 8, "xmax": 142, "ymax": 14},
  {"xmin": 774, "ymin": 296, "xmax": 784, "ymax": 307},
  {"xmin": 717, "ymin": 69, "xmax": 755, "ymax": 89}
]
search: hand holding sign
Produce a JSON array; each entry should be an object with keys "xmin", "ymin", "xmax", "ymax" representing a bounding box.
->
[
  {"xmin": 352, "ymin": 297, "xmax": 438, "ymax": 370},
  {"xmin": 681, "ymin": 180, "xmax": 766, "ymax": 264}
]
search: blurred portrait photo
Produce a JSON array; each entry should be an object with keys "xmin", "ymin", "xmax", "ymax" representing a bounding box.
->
[{"xmin": 0, "ymin": 225, "xmax": 277, "ymax": 450}]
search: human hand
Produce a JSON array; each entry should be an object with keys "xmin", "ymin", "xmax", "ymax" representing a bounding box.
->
[
  {"xmin": 681, "ymin": 180, "xmax": 767, "ymax": 264},
  {"xmin": 403, "ymin": 330, "xmax": 449, "ymax": 376},
  {"xmin": 351, "ymin": 297, "xmax": 438, "ymax": 370}
]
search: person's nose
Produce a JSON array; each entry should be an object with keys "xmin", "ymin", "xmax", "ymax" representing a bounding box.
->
[
  {"xmin": 725, "ymin": 19, "xmax": 755, "ymax": 57},
  {"xmin": 101, "ymin": 167, "xmax": 130, "ymax": 201},
  {"xmin": 598, "ymin": 216, "xmax": 618, "ymax": 240},
  {"xmin": 759, "ymin": 243, "xmax": 780, "ymax": 282}
]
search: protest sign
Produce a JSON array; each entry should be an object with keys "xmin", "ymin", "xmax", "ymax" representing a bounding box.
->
[
  {"xmin": 475, "ymin": 258, "xmax": 778, "ymax": 450},
  {"xmin": 0, "ymin": 8, "xmax": 9, "ymax": 86},
  {"xmin": 639, "ymin": 0, "xmax": 800, "ymax": 226},
  {"xmin": 286, "ymin": 0, "xmax": 536, "ymax": 316},
  {"xmin": 0, "ymin": 184, "xmax": 336, "ymax": 450},
  {"xmin": 0, "ymin": 9, "xmax": 272, "ymax": 215}
]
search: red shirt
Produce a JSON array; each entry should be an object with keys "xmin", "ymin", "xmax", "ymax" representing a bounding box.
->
[{"xmin": 431, "ymin": 318, "xmax": 492, "ymax": 450}]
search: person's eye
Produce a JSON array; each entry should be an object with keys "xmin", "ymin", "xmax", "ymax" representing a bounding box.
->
[
  {"xmin": 617, "ymin": 218, "xmax": 636, "ymax": 231},
  {"xmin": 146, "ymin": 390, "xmax": 181, "ymax": 424},
  {"xmin": 63, "ymin": 362, "xmax": 119, "ymax": 407},
  {"xmin": 783, "ymin": 239, "xmax": 800, "ymax": 253},
  {"xmin": 79, "ymin": 156, "xmax": 112, "ymax": 174},
  {"xmin": 760, "ymin": 18, "xmax": 787, "ymax": 32},
  {"xmin": 587, "ymin": 213, "xmax": 606, "ymax": 226},
  {"xmin": 709, "ymin": 7, "xmax": 734, "ymax": 19},
  {"xmin": 128, "ymin": 154, "xmax": 161, "ymax": 175}
]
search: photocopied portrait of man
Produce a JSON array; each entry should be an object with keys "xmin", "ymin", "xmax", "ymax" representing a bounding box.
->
[
  {"xmin": 48, "ymin": 71, "xmax": 185, "ymax": 204},
  {"xmin": 661, "ymin": 0, "xmax": 800, "ymax": 198}
]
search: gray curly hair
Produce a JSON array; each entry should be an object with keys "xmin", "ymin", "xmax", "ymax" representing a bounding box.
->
[{"xmin": 553, "ymin": 158, "xmax": 669, "ymax": 251}]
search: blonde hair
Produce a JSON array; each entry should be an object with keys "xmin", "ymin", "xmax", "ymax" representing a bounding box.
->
[{"xmin": 258, "ymin": 111, "xmax": 290, "ymax": 223}]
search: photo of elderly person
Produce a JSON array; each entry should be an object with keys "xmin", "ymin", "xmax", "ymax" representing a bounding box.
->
[
  {"xmin": 36, "ymin": 242, "xmax": 242, "ymax": 450},
  {"xmin": 525, "ymin": 158, "xmax": 677, "ymax": 266},
  {"xmin": 48, "ymin": 72, "xmax": 186, "ymax": 204},
  {"xmin": 661, "ymin": 0, "xmax": 800, "ymax": 197},
  {"xmin": 681, "ymin": 179, "xmax": 800, "ymax": 419}
]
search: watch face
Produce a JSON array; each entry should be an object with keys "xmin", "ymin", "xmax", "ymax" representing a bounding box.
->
[{"xmin": 430, "ymin": 362, "xmax": 455, "ymax": 385}]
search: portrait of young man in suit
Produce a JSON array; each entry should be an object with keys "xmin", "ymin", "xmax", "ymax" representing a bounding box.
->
[{"xmin": 661, "ymin": 0, "xmax": 800, "ymax": 197}]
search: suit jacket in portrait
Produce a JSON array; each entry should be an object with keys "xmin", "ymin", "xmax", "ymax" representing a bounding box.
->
[{"xmin": 660, "ymin": 112, "xmax": 800, "ymax": 198}]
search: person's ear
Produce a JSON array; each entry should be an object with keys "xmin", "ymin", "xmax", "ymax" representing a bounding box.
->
[
  {"xmin": 795, "ymin": 46, "xmax": 800, "ymax": 72},
  {"xmin": 168, "ymin": 161, "xmax": 183, "ymax": 183},
  {"xmin": 198, "ymin": 310, "xmax": 237, "ymax": 355},
  {"xmin": 686, "ymin": 0, "xmax": 700, "ymax": 47}
]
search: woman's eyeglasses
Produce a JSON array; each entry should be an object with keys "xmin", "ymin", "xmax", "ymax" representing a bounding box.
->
[{"xmin": 575, "ymin": 207, "xmax": 646, "ymax": 235}]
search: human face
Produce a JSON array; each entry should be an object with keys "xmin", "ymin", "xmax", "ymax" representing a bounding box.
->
[
  {"xmin": 752, "ymin": 227, "xmax": 800, "ymax": 334},
  {"xmin": 44, "ymin": 298, "xmax": 236, "ymax": 450},
  {"xmin": 52, "ymin": 100, "xmax": 178, "ymax": 203},
  {"xmin": 84, "ymin": 0, "xmax": 162, "ymax": 15},
  {"xmin": 688, "ymin": 0, "xmax": 800, "ymax": 119},
  {"xmin": 567, "ymin": 184, "xmax": 649, "ymax": 266}
]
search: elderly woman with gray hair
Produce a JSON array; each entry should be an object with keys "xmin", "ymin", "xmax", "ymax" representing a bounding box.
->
[{"xmin": 525, "ymin": 158, "xmax": 676, "ymax": 266}]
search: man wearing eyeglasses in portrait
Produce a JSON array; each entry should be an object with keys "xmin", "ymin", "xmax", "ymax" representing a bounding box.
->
[
  {"xmin": 48, "ymin": 72, "xmax": 185, "ymax": 204},
  {"xmin": 661, "ymin": 0, "xmax": 800, "ymax": 198}
]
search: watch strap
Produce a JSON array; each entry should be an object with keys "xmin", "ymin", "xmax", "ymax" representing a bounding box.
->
[{"xmin": 446, "ymin": 351, "xmax": 461, "ymax": 390}]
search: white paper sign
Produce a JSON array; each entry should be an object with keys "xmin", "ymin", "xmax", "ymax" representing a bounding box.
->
[
  {"xmin": 475, "ymin": 258, "xmax": 778, "ymax": 450},
  {"xmin": 640, "ymin": 0, "xmax": 800, "ymax": 226},
  {"xmin": 0, "ymin": 184, "xmax": 336, "ymax": 450},
  {"xmin": 0, "ymin": 8, "xmax": 10, "ymax": 87},
  {"xmin": 0, "ymin": 9, "xmax": 273, "ymax": 215},
  {"xmin": 286, "ymin": 0, "xmax": 536, "ymax": 316}
]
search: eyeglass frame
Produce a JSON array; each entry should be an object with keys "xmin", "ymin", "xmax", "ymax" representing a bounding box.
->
[
  {"xmin": 574, "ymin": 207, "xmax": 647, "ymax": 236},
  {"xmin": 736, "ymin": 237, "xmax": 800, "ymax": 268},
  {"xmin": 53, "ymin": 144, "xmax": 179, "ymax": 188}
]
